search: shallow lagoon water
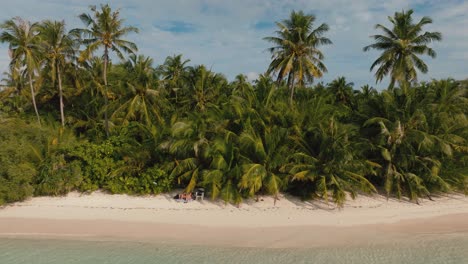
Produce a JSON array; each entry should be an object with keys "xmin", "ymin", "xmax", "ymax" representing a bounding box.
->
[{"xmin": 1, "ymin": 234, "xmax": 467, "ymax": 264}]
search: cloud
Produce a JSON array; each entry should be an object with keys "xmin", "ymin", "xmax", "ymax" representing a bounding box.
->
[
  {"xmin": 155, "ymin": 20, "xmax": 197, "ymax": 34},
  {"xmin": 0, "ymin": 0, "xmax": 466, "ymax": 89},
  {"xmin": 246, "ymin": 72, "xmax": 259, "ymax": 82}
]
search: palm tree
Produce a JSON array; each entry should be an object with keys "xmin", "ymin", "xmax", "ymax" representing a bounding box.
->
[
  {"xmin": 72, "ymin": 4, "xmax": 138, "ymax": 137},
  {"xmin": 111, "ymin": 55, "xmax": 164, "ymax": 128},
  {"xmin": 230, "ymin": 74, "xmax": 255, "ymax": 106},
  {"xmin": 327, "ymin": 77, "xmax": 355, "ymax": 108},
  {"xmin": 362, "ymin": 85, "xmax": 466, "ymax": 202},
  {"xmin": 38, "ymin": 20, "xmax": 77, "ymax": 127},
  {"xmin": 0, "ymin": 68, "xmax": 29, "ymax": 114},
  {"xmin": 162, "ymin": 111, "xmax": 214, "ymax": 193},
  {"xmin": 202, "ymin": 131, "xmax": 243, "ymax": 204},
  {"xmin": 159, "ymin": 54, "xmax": 190, "ymax": 85},
  {"xmin": 123, "ymin": 54, "xmax": 155, "ymax": 86},
  {"xmin": 363, "ymin": 9, "xmax": 441, "ymax": 89},
  {"xmin": 238, "ymin": 123, "xmax": 288, "ymax": 204},
  {"xmin": 111, "ymin": 82, "xmax": 164, "ymax": 127},
  {"xmin": 265, "ymin": 10, "xmax": 331, "ymax": 103},
  {"xmin": 183, "ymin": 65, "xmax": 227, "ymax": 112},
  {"xmin": 365, "ymin": 116, "xmax": 437, "ymax": 201},
  {"xmin": 288, "ymin": 117, "xmax": 377, "ymax": 206},
  {"xmin": 0, "ymin": 17, "xmax": 42, "ymax": 124},
  {"xmin": 158, "ymin": 54, "xmax": 190, "ymax": 104},
  {"xmin": 358, "ymin": 85, "xmax": 377, "ymax": 99},
  {"xmin": 253, "ymin": 74, "xmax": 276, "ymax": 107}
]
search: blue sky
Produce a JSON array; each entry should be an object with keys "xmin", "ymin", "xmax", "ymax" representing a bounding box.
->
[{"xmin": 0, "ymin": 0, "xmax": 467, "ymax": 89}]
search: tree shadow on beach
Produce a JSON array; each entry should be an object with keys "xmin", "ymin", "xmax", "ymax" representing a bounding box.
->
[{"xmin": 286, "ymin": 196, "xmax": 338, "ymax": 211}]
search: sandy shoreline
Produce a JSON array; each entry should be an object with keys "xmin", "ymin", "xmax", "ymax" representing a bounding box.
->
[{"xmin": 1, "ymin": 191, "xmax": 467, "ymax": 248}]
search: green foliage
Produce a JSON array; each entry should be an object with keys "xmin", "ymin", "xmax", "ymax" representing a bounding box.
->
[
  {"xmin": 0, "ymin": 8, "xmax": 466, "ymax": 207},
  {"xmin": 287, "ymin": 117, "xmax": 377, "ymax": 207},
  {"xmin": 67, "ymin": 140, "xmax": 122, "ymax": 191},
  {"xmin": 0, "ymin": 163, "xmax": 35, "ymax": 205},
  {"xmin": 105, "ymin": 167, "xmax": 172, "ymax": 195},
  {"xmin": 35, "ymin": 158, "xmax": 82, "ymax": 196},
  {"xmin": 0, "ymin": 119, "xmax": 74, "ymax": 203}
]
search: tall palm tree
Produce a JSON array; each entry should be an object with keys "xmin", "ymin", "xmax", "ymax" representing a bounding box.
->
[
  {"xmin": 72, "ymin": 4, "xmax": 138, "ymax": 137},
  {"xmin": 0, "ymin": 17, "xmax": 42, "ymax": 124},
  {"xmin": 158, "ymin": 54, "xmax": 191, "ymax": 103},
  {"xmin": 38, "ymin": 20, "xmax": 77, "ymax": 127},
  {"xmin": 265, "ymin": 10, "xmax": 331, "ymax": 103},
  {"xmin": 363, "ymin": 9, "xmax": 441, "ymax": 89}
]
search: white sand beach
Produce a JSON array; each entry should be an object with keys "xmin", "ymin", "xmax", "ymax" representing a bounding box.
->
[{"xmin": 1, "ymin": 192, "xmax": 467, "ymax": 248}]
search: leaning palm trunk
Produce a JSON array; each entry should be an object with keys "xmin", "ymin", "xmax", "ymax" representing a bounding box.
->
[
  {"xmin": 287, "ymin": 71, "xmax": 294, "ymax": 89},
  {"xmin": 28, "ymin": 72, "xmax": 41, "ymax": 125},
  {"xmin": 57, "ymin": 64, "xmax": 65, "ymax": 127},
  {"xmin": 103, "ymin": 47, "xmax": 109, "ymax": 137}
]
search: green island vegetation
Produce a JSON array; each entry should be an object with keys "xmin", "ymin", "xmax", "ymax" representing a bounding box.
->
[{"xmin": 0, "ymin": 5, "xmax": 466, "ymax": 207}]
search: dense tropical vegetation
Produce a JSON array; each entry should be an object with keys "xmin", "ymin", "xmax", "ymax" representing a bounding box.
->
[{"xmin": 0, "ymin": 6, "xmax": 466, "ymax": 207}]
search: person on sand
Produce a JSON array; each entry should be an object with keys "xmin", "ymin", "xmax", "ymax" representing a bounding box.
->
[
  {"xmin": 184, "ymin": 193, "xmax": 193, "ymax": 202},
  {"xmin": 177, "ymin": 193, "xmax": 193, "ymax": 202}
]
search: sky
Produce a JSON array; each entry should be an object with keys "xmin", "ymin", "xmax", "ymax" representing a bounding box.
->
[{"xmin": 0, "ymin": 0, "xmax": 467, "ymax": 89}]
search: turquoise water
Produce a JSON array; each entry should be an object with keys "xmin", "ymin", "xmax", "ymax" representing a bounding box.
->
[{"xmin": 1, "ymin": 235, "xmax": 467, "ymax": 264}]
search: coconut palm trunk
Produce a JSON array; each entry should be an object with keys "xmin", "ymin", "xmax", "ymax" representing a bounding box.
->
[
  {"xmin": 287, "ymin": 71, "xmax": 294, "ymax": 104},
  {"xmin": 28, "ymin": 72, "xmax": 41, "ymax": 125},
  {"xmin": 288, "ymin": 72, "xmax": 296, "ymax": 104},
  {"xmin": 103, "ymin": 46, "xmax": 109, "ymax": 137},
  {"xmin": 57, "ymin": 64, "xmax": 65, "ymax": 127},
  {"xmin": 37, "ymin": 20, "xmax": 76, "ymax": 128}
]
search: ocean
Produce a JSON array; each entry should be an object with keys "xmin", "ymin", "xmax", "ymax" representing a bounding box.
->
[{"xmin": 1, "ymin": 234, "xmax": 467, "ymax": 264}]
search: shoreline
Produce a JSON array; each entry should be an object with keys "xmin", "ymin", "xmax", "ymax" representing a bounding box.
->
[
  {"xmin": 1, "ymin": 214, "xmax": 467, "ymax": 248},
  {"xmin": 1, "ymin": 192, "xmax": 467, "ymax": 248}
]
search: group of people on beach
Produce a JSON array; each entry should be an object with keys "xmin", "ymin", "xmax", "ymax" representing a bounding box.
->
[
  {"xmin": 174, "ymin": 188, "xmax": 204, "ymax": 203},
  {"xmin": 177, "ymin": 193, "xmax": 193, "ymax": 202}
]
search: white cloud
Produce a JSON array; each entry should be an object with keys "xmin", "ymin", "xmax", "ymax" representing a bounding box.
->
[
  {"xmin": 246, "ymin": 72, "xmax": 259, "ymax": 82},
  {"xmin": 0, "ymin": 0, "xmax": 466, "ymax": 88}
]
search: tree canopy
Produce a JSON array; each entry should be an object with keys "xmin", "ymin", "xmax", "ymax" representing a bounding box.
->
[{"xmin": 0, "ymin": 7, "xmax": 466, "ymax": 208}]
